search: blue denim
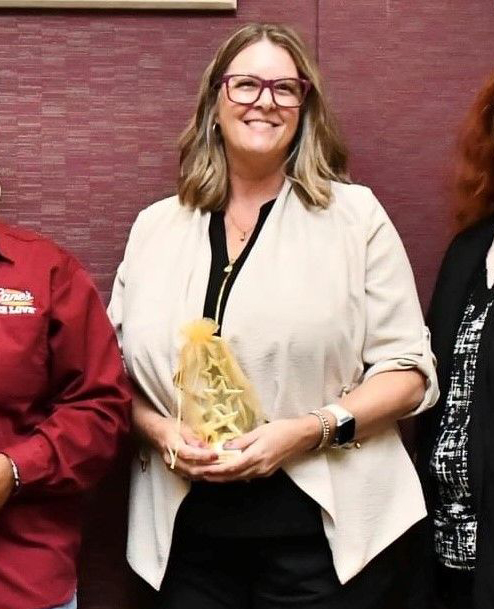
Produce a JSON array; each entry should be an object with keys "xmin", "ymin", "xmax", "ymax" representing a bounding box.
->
[{"xmin": 51, "ymin": 593, "xmax": 77, "ymax": 609}]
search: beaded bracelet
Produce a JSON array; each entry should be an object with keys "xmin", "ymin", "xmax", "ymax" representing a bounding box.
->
[{"xmin": 309, "ymin": 409, "xmax": 332, "ymax": 450}]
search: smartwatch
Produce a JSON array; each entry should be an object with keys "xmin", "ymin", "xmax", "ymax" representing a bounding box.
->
[{"xmin": 323, "ymin": 403, "xmax": 356, "ymax": 448}]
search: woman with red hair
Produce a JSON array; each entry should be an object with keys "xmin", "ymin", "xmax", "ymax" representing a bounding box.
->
[{"xmin": 417, "ymin": 72, "xmax": 494, "ymax": 609}]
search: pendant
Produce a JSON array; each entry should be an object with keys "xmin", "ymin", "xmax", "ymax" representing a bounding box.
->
[{"xmin": 240, "ymin": 232, "xmax": 246, "ymax": 242}]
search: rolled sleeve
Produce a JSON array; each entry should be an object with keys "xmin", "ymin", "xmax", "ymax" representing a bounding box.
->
[{"xmin": 361, "ymin": 192, "xmax": 439, "ymax": 416}]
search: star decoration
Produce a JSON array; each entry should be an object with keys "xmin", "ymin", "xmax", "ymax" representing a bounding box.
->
[
  {"xmin": 204, "ymin": 377, "xmax": 244, "ymax": 403},
  {"xmin": 174, "ymin": 319, "xmax": 262, "ymax": 450},
  {"xmin": 200, "ymin": 355, "xmax": 229, "ymax": 385}
]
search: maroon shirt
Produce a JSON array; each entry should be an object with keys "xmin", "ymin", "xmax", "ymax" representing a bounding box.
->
[{"xmin": 0, "ymin": 222, "xmax": 131, "ymax": 609}]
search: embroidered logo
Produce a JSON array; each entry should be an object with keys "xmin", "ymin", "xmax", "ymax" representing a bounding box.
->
[{"xmin": 0, "ymin": 287, "xmax": 36, "ymax": 314}]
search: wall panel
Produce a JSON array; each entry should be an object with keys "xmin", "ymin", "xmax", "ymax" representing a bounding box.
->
[
  {"xmin": 318, "ymin": 0, "xmax": 494, "ymax": 304},
  {"xmin": 0, "ymin": 3, "xmax": 316, "ymax": 301}
]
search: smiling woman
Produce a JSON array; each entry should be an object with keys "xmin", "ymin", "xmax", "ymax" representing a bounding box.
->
[
  {"xmin": 178, "ymin": 23, "xmax": 347, "ymax": 213},
  {"xmin": 108, "ymin": 22, "xmax": 438, "ymax": 609}
]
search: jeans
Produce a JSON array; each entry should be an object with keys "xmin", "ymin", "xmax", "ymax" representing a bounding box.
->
[{"xmin": 51, "ymin": 594, "xmax": 77, "ymax": 609}]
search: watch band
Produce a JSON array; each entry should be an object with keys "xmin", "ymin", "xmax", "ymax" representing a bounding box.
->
[{"xmin": 323, "ymin": 403, "xmax": 357, "ymax": 448}]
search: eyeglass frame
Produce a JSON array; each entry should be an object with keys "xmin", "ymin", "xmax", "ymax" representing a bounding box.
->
[{"xmin": 217, "ymin": 74, "xmax": 312, "ymax": 108}]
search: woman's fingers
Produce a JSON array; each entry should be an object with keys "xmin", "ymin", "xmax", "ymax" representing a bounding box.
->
[
  {"xmin": 179, "ymin": 442, "xmax": 218, "ymax": 463},
  {"xmin": 171, "ymin": 456, "xmax": 218, "ymax": 480},
  {"xmin": 201, "ymin": 443, "xmax": 265, "ymax": 480},
  {"xmin": 181, "ymin": 427, "xmax": 207, "ymax": 448},
  {"xmin": 153, "ymin": 419, "xmax": 217, "ymax": 479},
  {"xmin": 202, "ymin": 460, "xmax": 275, "ymax": 483},
  {"xmin": 163, "ymin": 440, "xmax": 217, "ymax": 464},
  {"xmin": 162, "ymin": 435, "xmax": 218, "ymax": 480},
  {"xmin": 224, "ymin": 427, "xmax": 260, "ymax": 451},
  {"xmin": 162, "ymin": 421, "xmax": 217, "ymax": 463}
]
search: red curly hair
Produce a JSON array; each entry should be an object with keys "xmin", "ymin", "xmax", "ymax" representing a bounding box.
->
[{"xmin": 455, "ymin": 72, "xmax": 494, "ymax": 232}]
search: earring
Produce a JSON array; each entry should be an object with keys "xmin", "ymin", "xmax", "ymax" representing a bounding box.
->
[
  {"xmin": 207, "ymin": 121, "xmax": 217, "ymax": 149},
  {"xmin": 207, "ymin": 121, "xmax": 220, "ymax": 149}
]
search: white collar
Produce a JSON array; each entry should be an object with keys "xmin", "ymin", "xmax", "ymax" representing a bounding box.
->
[{"xmin": 486, "ymin": 236, "xmax": 494, "ymax": 288}]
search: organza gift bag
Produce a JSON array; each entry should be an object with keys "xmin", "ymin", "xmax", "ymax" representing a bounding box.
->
[{"xmin": 171, "ymin": 318, "xmax": 263, "ymax": 466}]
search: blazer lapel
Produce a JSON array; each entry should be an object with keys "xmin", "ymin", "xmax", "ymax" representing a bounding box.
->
[
  {"xmin": 427, "ymin": 216, "xmax": 494, "ymax": 401},
  {"xmin": 418, "ymin": 216, "xmax": 494, "ymax": 488}
]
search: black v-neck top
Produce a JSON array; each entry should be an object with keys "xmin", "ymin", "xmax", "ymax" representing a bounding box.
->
[
  {"xmin": 203, "ymin": 200, "xmax": 275, "ymax": 330},
  {"xmin": 176, "ymin": 200, "xmax": 322, "ymax": 537}
]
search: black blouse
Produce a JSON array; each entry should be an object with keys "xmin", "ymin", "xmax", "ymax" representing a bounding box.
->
[
  {"xmin": 430, "ymin": 270, "xmax": 494, "ymax": 570},
  {"xmin": 177, "ymin": 201, "xmax": 322, "ymax": 537}
]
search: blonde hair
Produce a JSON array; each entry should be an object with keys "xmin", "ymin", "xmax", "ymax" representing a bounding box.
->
[{"xmin": 178, "ymin": 23, "xmax": 349, "ymax": 211}]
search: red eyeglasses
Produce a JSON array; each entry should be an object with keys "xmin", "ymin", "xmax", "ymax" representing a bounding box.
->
[{"xmin": 218, "ymin": 74, "xmax": 311, "ymax": 108}]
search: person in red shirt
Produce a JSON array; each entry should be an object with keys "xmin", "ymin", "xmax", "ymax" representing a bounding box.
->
[{"xmin": 0, "ymin": 221, "xmax": 131, "ymax": 609}]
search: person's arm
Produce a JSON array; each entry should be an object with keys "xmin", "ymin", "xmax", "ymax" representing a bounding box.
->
[
  {"xmin": 201, "ymin": 191, "xmax": 438, "ymax": 482},
  {"xmin": 107, "ymin": 217, "xmax": 216, "ymax": 480},
  {"xmin": 2, "ymin": 256, "xmax": 131, "ymax": 495},
  {"xmin": 337, "ymin": 368, "xmax": 425, "ymax": 439},
  {"xmin": 324, "ymin": 192, "xmax": 437, "ymax": 439}
]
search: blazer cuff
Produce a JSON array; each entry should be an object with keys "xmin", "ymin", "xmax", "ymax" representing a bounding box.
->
[{"xmin": 362, "ymin": 326, "xmax": 439, "ymax": 418}]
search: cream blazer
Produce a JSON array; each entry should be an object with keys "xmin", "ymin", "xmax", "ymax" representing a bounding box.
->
[{"xmin": 108, "ymin": 179, "xmax": 439, "ymax": 590}]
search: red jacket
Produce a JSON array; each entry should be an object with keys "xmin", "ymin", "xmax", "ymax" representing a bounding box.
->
[{"xmin": 0, "ymin": 222, "xmax": 131, "ymax": 609}]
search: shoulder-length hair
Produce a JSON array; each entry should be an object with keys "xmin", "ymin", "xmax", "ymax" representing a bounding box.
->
[
  {"xmin": 454, "ymin": 72, "xmax": 494, "ymax": 232},
  {"xmin": 178, "ymin": 23, "xmax": 349, "ymax": 211}
]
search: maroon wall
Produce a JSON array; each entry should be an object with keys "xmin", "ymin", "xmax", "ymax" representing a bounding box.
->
[
  {"xmin": 0, "ymin": 3, "xmax": 316, "ymax": 303},
  {"xmin": 1, "ymin": 2, "xmax": 493, "ymax": 608},
  {"xmin": 2, "ymin": 2, "xmax": 494, "ymax": 303},
  {"xmin": 319, "ymin": 0, "xmax": 494, "ymax": 303}
]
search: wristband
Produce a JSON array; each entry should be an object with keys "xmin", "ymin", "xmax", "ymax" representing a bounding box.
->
[
  {"xmin": 323, "ymin": 403, "xmax": 358, "ymax": 448},
  {"xmin": 8, "ymin": 457, "xmax": 21, "ymax": 494}
]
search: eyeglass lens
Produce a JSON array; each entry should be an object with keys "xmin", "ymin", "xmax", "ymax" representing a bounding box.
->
[{"xmin": 227, "ymin": 75, "xmax": 306, "ymax": 107}]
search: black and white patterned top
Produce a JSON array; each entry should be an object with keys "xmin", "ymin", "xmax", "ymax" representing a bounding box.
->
[{"xmin": 430, "ymin": 269, "xmax": 494, "ymax": 570}]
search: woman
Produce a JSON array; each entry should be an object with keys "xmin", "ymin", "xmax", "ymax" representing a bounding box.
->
[
  {"xmin": 417, "ymin": 72, "xmax": 494, "ymax": 609},
  {"xmin": 109, "ymin": 23, "xmax": 438, "ymax": 609},
  {"xmin": 0, "ymin": 219, "xmax": 131, "ymax": 609}
]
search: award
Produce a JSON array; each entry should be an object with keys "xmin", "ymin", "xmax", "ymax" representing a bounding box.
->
[{"xmin": 172, "ymin": 318, "xmax": 263, "ymax": 465}]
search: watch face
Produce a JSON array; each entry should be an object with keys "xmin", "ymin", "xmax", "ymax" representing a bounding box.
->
[{"xmin": 336, "ymin": 417, "xmax": 355, "ymax": 445}]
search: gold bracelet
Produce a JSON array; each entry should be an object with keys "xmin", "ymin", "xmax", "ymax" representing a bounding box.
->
[{"xmin": 309, "ymin": 409, "xmax": 332, "ymax": 450}]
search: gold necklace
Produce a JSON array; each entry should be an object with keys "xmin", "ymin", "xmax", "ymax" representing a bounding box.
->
[{"xmin": 226, "ymin": 211, "xmax": 256, "ymax": 242}]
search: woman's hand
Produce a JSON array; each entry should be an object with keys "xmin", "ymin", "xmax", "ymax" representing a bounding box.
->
[
  {"xmin": 144, "ymin": 415, "xmax": 218, "ymax": 480},
  {"xmin": 200, "ymin": 415, "xmax": 322, "ymax": 483},
  {"xmin": 131, "ymin": 387, "xmax": 217, "ymax": 480}
]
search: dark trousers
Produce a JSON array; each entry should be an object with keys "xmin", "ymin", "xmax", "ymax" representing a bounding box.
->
[{"xmin": 136, "ymin": 521, "xmax": 426, "ymax": 609}]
